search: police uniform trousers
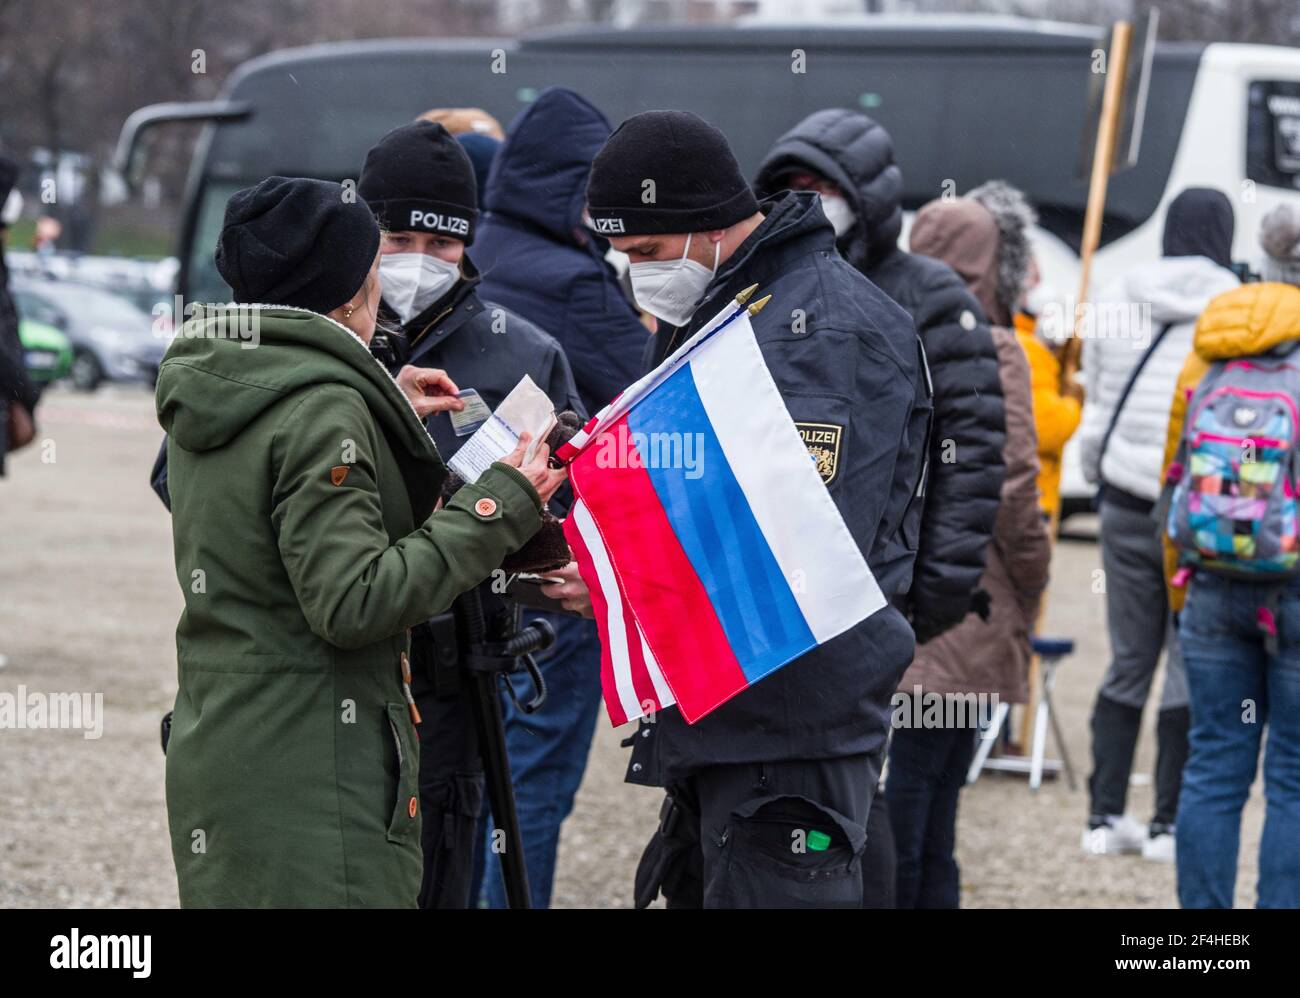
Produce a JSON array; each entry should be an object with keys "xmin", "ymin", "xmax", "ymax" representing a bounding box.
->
[{"xmin": 633, "ymin": 753, "xmax": 877, "ymax": 908}]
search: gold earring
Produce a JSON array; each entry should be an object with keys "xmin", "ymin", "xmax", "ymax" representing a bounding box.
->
[{"xmin": 342, "ymin": 304, "xmax": 355, "ymax": 318}]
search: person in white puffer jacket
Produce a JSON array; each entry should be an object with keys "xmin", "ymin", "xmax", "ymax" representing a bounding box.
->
[{"xmin": 1078, "ymin": 187, "xmax": 1240, "ymax": 861}]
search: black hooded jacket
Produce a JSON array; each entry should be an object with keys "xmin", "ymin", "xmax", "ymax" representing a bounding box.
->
[
  {"xmin": 472, "ymin": 88, "xmax": 647, "ymax": 416},
  {"xmin": 756, "ymin": 110, "xmax": 1006, "ymax": 643},
  {"xmin": 1162, "ymin": 187, "xmax": 1235, "ymax": 268}
]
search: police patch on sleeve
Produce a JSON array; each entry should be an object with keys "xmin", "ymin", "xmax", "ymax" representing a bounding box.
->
[{"xmin": 795, "ymin": 422, "xmax": 843, "ymax": 485}]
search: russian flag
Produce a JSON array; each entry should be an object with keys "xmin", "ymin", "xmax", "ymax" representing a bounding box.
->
[{"xmin": 562, "ymin": 299, "xmax": 885, "ymax": 726}]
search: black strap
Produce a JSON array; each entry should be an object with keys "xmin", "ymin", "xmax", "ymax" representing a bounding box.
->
[{"xmin": 1098, "ymin": 322, "xmax": 1175, "ymax": 487}]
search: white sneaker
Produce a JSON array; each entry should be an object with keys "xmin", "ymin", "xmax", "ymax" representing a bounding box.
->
[
  {"xmin": 1081, "ymin": 814, "xmax": 1145, "ymax": 855},
  {"xmin": 1142, "ymin": 829, "xmax": 1176, "ymax": 863}
]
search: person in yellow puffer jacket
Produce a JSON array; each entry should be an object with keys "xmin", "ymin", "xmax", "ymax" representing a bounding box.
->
[
  {"xmin": 1013, "ymin": 307, "xmax": 1082, "ymax": 519},
  {"xmin": 1156, "ymin": 223, "xmax": 1300, "ymax": 908}
]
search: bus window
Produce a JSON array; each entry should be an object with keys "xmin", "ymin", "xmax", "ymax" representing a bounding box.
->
[
  {"xmin": 186, "ymin": 180, "xmax": 245, "ymax": 305},
  {"xmin": 1248, "ymin": 80, "xmax": 1300, "ymax": 192}
]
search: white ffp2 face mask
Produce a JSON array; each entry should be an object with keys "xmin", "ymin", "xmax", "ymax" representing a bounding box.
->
[
  {"xmin": 379, "ymin": 252, "xmax": 460, "ymax": 325},
  {"xmin": 819, "ymin": 193, "xmax": 856, "ymax": 238},
  {"xmin": 628, "ymin": 233, "xmax": 719, "ymax": 327}
]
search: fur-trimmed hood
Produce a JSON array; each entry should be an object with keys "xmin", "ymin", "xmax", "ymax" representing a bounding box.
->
[
  {"xmin": 968, "ymin": 181, "xmax": 1036, "ymax": 325},
  {"xmin": 909, "ymin": 181, "xmax": 1035, "ymax": 327}
]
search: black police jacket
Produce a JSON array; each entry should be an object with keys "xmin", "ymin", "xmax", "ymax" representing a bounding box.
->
[
  {"xmin": 375, "ymin": 262, "xmax": 583, "ymax": 682},
  {"xmin": 640, "ymin": 191, "xmax": 931, "ymax": 777},
  {"xmin": 374, "ymin": 260, "xmax": 584, "ymax": 459}
]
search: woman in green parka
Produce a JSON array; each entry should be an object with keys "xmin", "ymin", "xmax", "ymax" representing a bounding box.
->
[{"xmin": 157, "ymin": 177, "xmax": 565, "ymax": 907}]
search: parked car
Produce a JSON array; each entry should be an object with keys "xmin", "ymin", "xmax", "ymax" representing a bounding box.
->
[
  {"xmin": 18, "ymin": 316, "xmax": 72, "ymax": 394},
  {"xmin": 9, "ymin": 276, "xmax": 166, "ymax": 390},
  {"xmin": 5, "ymin": 251, "xmax": 179, "ymax": 318}
]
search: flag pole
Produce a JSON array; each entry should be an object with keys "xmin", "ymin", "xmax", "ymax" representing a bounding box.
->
[
  {"xmin": 1061, "ymin": 19, "xmax": 1132, "ymax": 387},
  {"xmin": 558, "ymin": 287, "xmax": 767, "ymax": 463},
  {"xmin": 1018, "ymin": 21, "xmax": 1133, "ymax": 756}
]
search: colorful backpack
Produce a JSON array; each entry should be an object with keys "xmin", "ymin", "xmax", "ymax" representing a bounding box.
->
[{"xmin": 1165, "ymin": 354, "xmax": 1300, "ymax": 579}]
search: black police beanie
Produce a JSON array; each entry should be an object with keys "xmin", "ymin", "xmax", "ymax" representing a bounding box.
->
[
  {"xmin": 359, "ymin": 121, "xmax": 478, "ymax": 243},
  {"xmin": 586, "ymin": 110, "xmax": 759, "ymax": 237},
  {"xmin": 215, "ymin": 176, "xmax": 380, "ymax": 315}
]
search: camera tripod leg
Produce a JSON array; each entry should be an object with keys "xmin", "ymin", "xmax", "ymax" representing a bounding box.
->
[{"xmin": 470, "ymin": 669, "xmax": 532, "ymax": 909}]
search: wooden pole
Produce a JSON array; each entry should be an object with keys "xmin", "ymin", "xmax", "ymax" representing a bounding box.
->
[
  {"xmin": 1060, "ymin": 20, "xmax": 1132, "ymax": 387},
  {"xmin": 1017, "ymin": 21, "xmax": 1132, "ymax": 756}
]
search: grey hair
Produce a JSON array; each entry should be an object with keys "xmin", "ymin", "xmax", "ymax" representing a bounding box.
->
[
  {"xmin": 1260, "ymin": 204, "xmax": 1300, "ymax": 284},
  {"xmin": 967, "ymin": 180, "xmax": 1037, "ymax": 318}
]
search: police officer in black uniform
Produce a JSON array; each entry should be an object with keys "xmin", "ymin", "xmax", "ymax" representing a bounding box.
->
[
  {"xmin": 584, "ymin": 111, "xmax": 931, "ymax": 908},
  {"xmin": 357, "ymin": 121, "xmax": 584, "ymax": 908}
]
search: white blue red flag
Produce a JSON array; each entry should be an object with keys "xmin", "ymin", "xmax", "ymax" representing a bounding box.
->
[{"xmin": 560, "ymin": 297, "xmax": 885, "ymax": 726}]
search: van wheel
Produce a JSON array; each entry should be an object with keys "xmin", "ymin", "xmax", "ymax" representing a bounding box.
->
[{"xmin": 71, "ymin": 350, "xmax": 104, "ymax": 392}]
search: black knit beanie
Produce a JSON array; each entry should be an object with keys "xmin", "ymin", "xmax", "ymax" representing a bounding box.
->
[
  {"xmin": 215, "ymin": 176, "xmax": 380, "ymax": 314},
  {"xmin": 359, "ymin": 121, "xmax": 478, "ymax": 243},
  {"xmin": 586, "ymin": 110, "xmax": 759, "ymax": 236}
]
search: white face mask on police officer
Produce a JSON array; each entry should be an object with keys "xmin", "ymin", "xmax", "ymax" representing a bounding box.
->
[
  {"xmin": 379, "ymin": 252, "xmax": 460, "ymax": 324},
  {"xmin": 819, "ymin": 193, "xmax": 856, "ymax": 239},
  {"xmin": 629, "ymin": 232, "xmax": 719, "ymax": 327}
]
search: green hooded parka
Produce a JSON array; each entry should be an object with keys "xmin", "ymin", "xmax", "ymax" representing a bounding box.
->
[{"xmin": 157, "ymin": 303, "xmax": 541, "ymax": 907}]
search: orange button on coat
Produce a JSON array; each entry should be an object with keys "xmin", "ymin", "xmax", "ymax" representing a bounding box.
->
[
  {"xmin": 474, "ymin": 497, "xmax": 497, "ymax": 517},
  {"xmin": 408, "ymin": 796, "xmax": 418, "ymax": 818}
]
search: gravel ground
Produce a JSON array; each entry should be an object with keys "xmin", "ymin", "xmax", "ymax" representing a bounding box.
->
[{"xmin": 0, "ymin": 387, "xmax": 1265, "ymax": 908}]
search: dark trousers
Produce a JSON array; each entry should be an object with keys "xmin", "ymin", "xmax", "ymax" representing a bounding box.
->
[
  {"xmin": 1090, "ymin": 694, "xmax": 1189, "ymax": 826},
  {"xmin": 885, "ymin": 724, "xmax": 978, "ymax": 908},
  {"xmin": 1088, "ymin": 499, "xmax": 1190, "ymax": 825},
  {"xmin": 408, "ymin": 610, "xmax": 484, "ymax": 910},
  {"xmin": 861, "ymin": 791, "xmax": 897, "ymax": 908},
  {"xmin": 635, "ymin": 754, "xmax": 876, "ymax": 908},
  {"xmin": 411, "ymin": 680, "xmax": 484, "ymax": 910}
]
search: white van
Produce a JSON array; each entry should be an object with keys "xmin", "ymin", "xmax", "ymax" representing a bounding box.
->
[{"xmin": 1055, "ymin": 43, "xmax": 1300, "ymax": 520}]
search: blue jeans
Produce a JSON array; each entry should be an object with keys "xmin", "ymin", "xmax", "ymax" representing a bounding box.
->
[
  {"xmin": 1176, "ymin": 574, "xmax": 1300, "ymax": 908},
  {"xmin": 478, "ymin": 612, "xmax": 603, "ymax": 908}
]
